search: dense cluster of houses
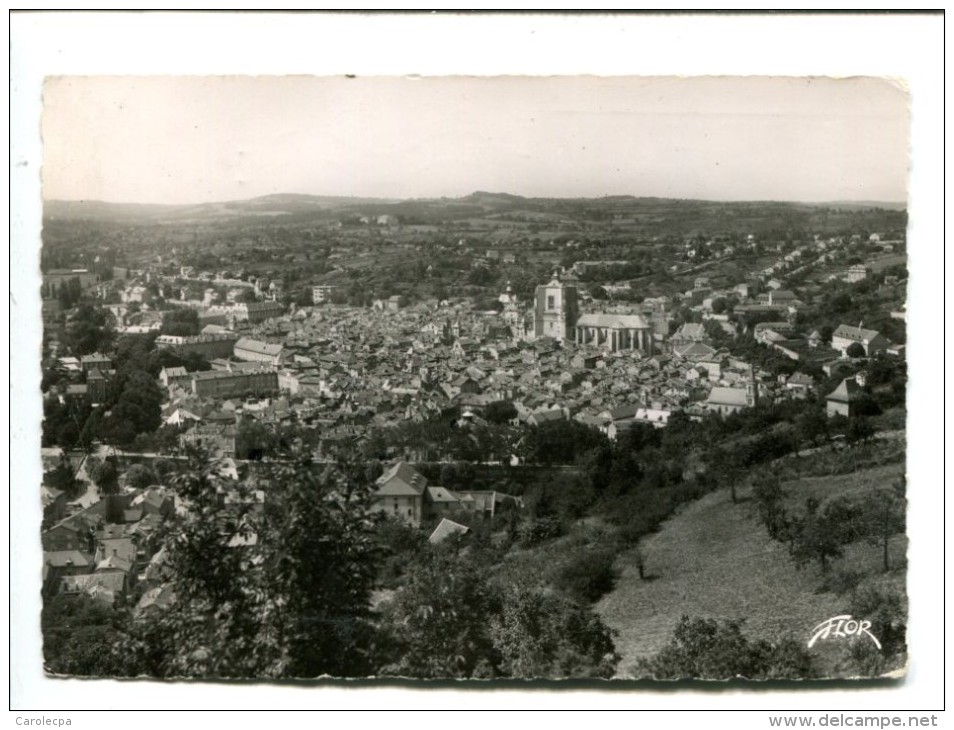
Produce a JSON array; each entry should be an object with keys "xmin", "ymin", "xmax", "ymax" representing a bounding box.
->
[
  {"xmin": 42, "ymin": 474, "xmax": 175, "ymax": 608},
  {"xmin": 41, "ymin": 228, "xmax": 905, "ymax": 611}
]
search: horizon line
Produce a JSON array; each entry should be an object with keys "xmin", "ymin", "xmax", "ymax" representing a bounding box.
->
[{"xmin": 41, "ymin": 191, "xmax": 909, "ymax": 208}]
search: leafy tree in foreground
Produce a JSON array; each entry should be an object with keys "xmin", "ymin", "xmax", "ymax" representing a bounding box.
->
[
  {"xmin": 376, "ymin": 548, "xmax": 502, "ymax": 679},
  {"xmin": 42, "ymin": 595, "xmax": 134, "ymax": 677},
  {"xmin": 376, "ymin": 548, "xmax": 619, "ymax": 679},
  {"xmin": 124, "ymin": 463, "xmax": 158, "ymax": 491},
  {"xmin": 636, "ymin": 615, "xmax": 816, "ymax": 680},
  {"xmin": 490, "ymin": 589, "xmax": 618, "ymax": 679},
  {"xmin": 126, "ymin": 447, "xmax": 380, "ymax": 678},
  {"xmin": 91, "ymin": 459, "xmax": 119, "ymax": 495}
]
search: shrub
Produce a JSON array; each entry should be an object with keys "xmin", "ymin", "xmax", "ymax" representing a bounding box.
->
[
  {"xmin": 818, "ymin": 567, "xmax": 864, "ymax": 595},
  {"xmin": 635, "ymin": 615, "xmax": 817, "ymax": 680},
  {"xmin": 553, "ymin": 549, "xmax": 617, "ymax": 603},
  {"xmin": 518, "ymin": 516, "xmax": 565, "ymax": 547}
]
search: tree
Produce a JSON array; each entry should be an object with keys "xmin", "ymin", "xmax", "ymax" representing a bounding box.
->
[
  {"xmin": 489, "ymin": 589, "xmax": 618, "ymax": 679},
  {"xmin": 484, "ymin": 400, "xmax": 517, "ymax": 425},
  {"xmin": 638, "ymin": 615, "xmax": 815, "ymax": 679},
  {"xmin": 858, "ymin": 477, "xmax": 906, "ymax": 572},
  {"xmin": 792, "ymin": 496, "xmax": 862, "ymax": 573},
  {"xmin": 796, "ymin": 407, "xmax": 829, "ymax": 449},
  {"xmin": 42, "ymin": 594, "xmax": 133, "ymax": 676},
  {"xmin": 65, "ymin": 303, "xmax": 115, "ymax": 356},
  {"xmin": 91, "ymin": 459, "xmax": 119, "ymax": 495},
  {"xmin": 234, "ymin": 418, "xmax": 275, "ymax": 460},
  {"xmin": 160, "ymin": 309, "xmax": 201, "ymax": 337},
  {"xmin": 43, "ymin": 462, "xmax": 81, "ymax": 499},
  {"xmin": 125, "ymin": 463, "xmax": 158, "ymax": 491},
  {"xmin": 376, "ymin": 548, "xmax": 502, "ymax": 678},
  {"xmin": 234, "ymin": 288, "xmax": 258, "ymax": 304},
  {"xmin": 126, "ymin": 448, "xmax": 381, "ymax": 678},
  {"xmin": 753, "ymin": 472, "xmax": 789, "ymax": 541},
  {"xmin": 101, "ymin": 370, "xmax": 164, "ymax": 446},
  {"xmin": 845, "ymin": 584, "xmax": 907, "ymax": 676},
  {"xmin": 846, "ymin": 342, "xmax": 866, "ymax": 358},
  {"xmin": 525, "ymin": 420, "xmax": 606, "ymax": 466},
  {"xmin": 846, "ymin": 417, "xmax": 876, "ymax": 445}
]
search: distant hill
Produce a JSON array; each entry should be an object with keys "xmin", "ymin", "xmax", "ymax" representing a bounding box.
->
[
  {"xmin": 42, "ymin": 192, "xmax": 907, "ymax": 228},
  {"xmin": 43, "ymin": 194, "xmax": 401, "ymax": 222}
]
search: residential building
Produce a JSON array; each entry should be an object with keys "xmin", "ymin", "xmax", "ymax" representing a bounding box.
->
[
  {"xmin": 159, "ymin": 366, "xmax": 191, "ymax": 389},
  {"xmin": 371, "ymin": 461, "xmax": 428, "ymax": 525},
  {"xmin": 826, "ymin": 376, "xmax": 865, "ymax": 418},
  {"xmin": 234, "ymin": 337, "xmax": 284, "ymax": 364},
  {"xmin": 831, "ymin": 324, "xmax": 889, "ymax": 357},
  {"xmin": 706, "ymin": 385, "xmax": 755, "ymax": 416},
  {"xmin": 80, "ymin": 353, "xmax": 112, "ymax": 373},
  {"xmin": 234, "ymin": 300, "xmax": 285, "ymax": 324},
  {"xmin": 190, "ymin": 367, "xmax": 279, "ymax": 399},
  {"xmin": 845, "ymin": 265, "xmax": 869, "ymax": 283},
  {"xmin": 312, "ymin": 285, "xmax": 337, "ymax": 304},
  {"xmin": 156, "ymin": 333, "xmax": 239, "ymax": 359}
]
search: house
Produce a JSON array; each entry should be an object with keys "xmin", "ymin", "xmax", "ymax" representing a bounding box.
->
[
  {"xmin": 672, "ymin": 341, "xmax": 717, "ymax": 362},
  {"xmin": 236, "ymin": 300, "xmax": 285, "ymax": 324},
  {"xmin": 706, "ymin": 386, "xmax": 753, "ymax": 416},
  {"xmin": 130, "ymin": 487, "xmax": 175, "ymax": 519},
  {"xmin": 845, "ymin": 265, "xmax": 869, "ymax": 283},
  {"xmin": 312, "ymin": 285, "xmax": 337, "ymax": 304},
  {"xmin": 634, "ymin": 407, "xmax": 671, "ymax": 429},
  {"xmin": 785, "ymin": 371, "xmax": 816, "ymax": 394},
  {"xmin": 86, "ymin": 368, "xmax": 109, "ymax": 403},
  {"xmin": 43, "ymin": 550, "xmax": 95, "ymax": 598},
  {"xmin": 59, "ymin": 572, "xmax": 127, "ymax": 605},
  {"xmin": 527, "ymin": 408, "xmax": 565, "ymax": 427},
  {"xmin": 754, "ymin": 321, "xmax": 796, "ymax": 344},
  {"xmin": 41, "ymin": 485, "xmax": 67, "ymax": 528},
  {"xmin": 424, "ymin": 485, "xmax": 463, "ymax": 520},
  {"xmin": 428, "ymin": 518, "xmax": 469, "ymax": 545},
  {"xmin": 454, "ymin": 490, "xmax": 522, "ymax": 518},
  {"xmin": 670, "ymin": 322, "xmax": 707, "ymax": 347},
  {"xmin": 766, "ymin": 289, "xmax": 797, "ymax": 306},
  {"xmin": 372, "ymin": 461, "xmax": 428, "ymax": 526},
  {"xmin": 80, "ymin": 352, "xmax": 112, "ymax": 373},
  {"xmin": 137, "ymin": 583, "xmax": 176, "ymax": 616},
  {"xmin": 234, "ymin": 338, "xmax": 284, "ymax": 364},
  {"xmin": 159, "ymin": 366, "xmax": 190, "ymax": 389},
  {"xmin": 826, "ymin": 376, "xmax": 866, "ymax": 418},
  {"xmin": 831, "ymin": 324, "xmax": 889, "ymax": 357}
]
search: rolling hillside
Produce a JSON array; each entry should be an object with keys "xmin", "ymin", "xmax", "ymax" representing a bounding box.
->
[{"xmin": 598, "ymin": 462, "xmax": 906, "ymax": 678}]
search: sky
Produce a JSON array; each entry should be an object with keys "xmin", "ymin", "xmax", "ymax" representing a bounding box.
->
[{"xmin": 41, "ymin": 75, "xmax": 909, "ymax": 206}]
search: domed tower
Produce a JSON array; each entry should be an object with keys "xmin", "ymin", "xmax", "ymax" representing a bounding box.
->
[{"xmin": 534, "ymin": 271, "xmax": 579, "ymax": 342}]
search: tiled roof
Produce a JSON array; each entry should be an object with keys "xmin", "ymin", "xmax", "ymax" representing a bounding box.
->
[
  {"xmin": 375, "ymin": 461, "xmax": 427, "ymax": 496},
  {"xmin": 707, "ymin": 387, "xmax": 749, "ymax": 407},
  {"xmin": 576, "ymin": 312, "xmax": 651, "ymax": 330},
  {"xmin": 428, "ymin": 518, "xmax": 469, "ymax": 545},
  {"xmin": 827, "ymin": 377, "xmax": 865, "ymax": 403},
  {"xmin": 832, "ymin": 324, "xmax": 881, "ymax": 343}
]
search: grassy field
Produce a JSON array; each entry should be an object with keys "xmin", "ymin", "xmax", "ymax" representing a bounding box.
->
[{"xmin": 596, "ymin": 461, "xmax": 907, "ymax": 678}]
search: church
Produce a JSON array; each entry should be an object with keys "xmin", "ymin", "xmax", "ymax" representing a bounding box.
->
[{"xmin": 533, "ymin": 272, "xmax": 579, "ymax": 341}]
